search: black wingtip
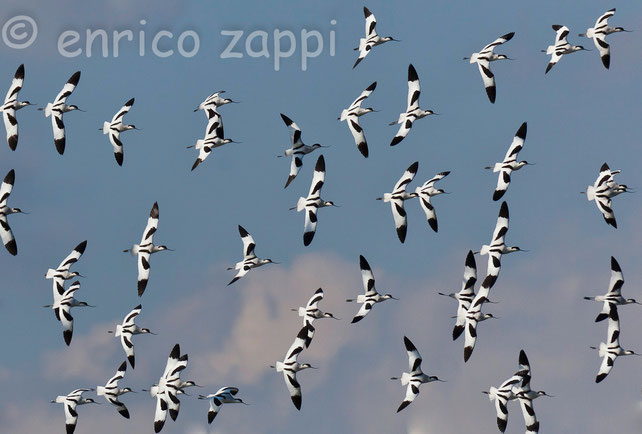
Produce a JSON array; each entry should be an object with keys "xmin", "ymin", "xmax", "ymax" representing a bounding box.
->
[
  {"xmin": 284, "ymin": 175, "xmax": 295, "ymax": 189},
  {"xmin": 68, "ymin": 71, "xmax": 81, "ymax": 85},
  {"xmin": 76, "ymin": 240, "xmax": 88, "ymax": 254},
  {"xmin": 463, "ymin": 346, "xmax": 473, "ymax": 362},
  {"xmin": 465, "ymin": 250, "xmax": 475, "ymax": 266},
  {"xmin": 238, "ymin": 225, "xmax": 248, "ymax": 237},
  {"xmin": 601, "ymin": 54, "xmax": 610, "ymax": 69},
  {"xmin": 397, "ymin": 400, "xmax": 411, "ymax": 412},
  {"xmin": 55, "ymin": 138, "xmax": 66, "ymax": 155},
  {"xmin": 502, "ymin": 32, "xmax": 515, "ymax": 41},
  {"xmin": 15, "ymin": 64, "xmax": 25, "ymax": 79},
  {"xmin": 359, "ymin": 255, "xmax": 369, "ymax": 269},
  {"xmin": 169, "ymin": 343, "xmax": 180, "ymax": 359},
  {"xmin": 154, "ymin": 420, "xmax": 164, "ymax": 433},
  {"xmin": 516, "ymin": 122, "xmax": 527, "ymax": 140},
  {"xmin": 125, "ymin": 97, "xmax": 135, "ymax": 106},
  {"xmin": 486, "ymin": 86, "xmax": 496, "ymax": 104},
  {"xmin": 428, "ymin": 218, "xmax": 438, "ymax": 233},
  {"xmin": 403, "ymin": 336, "xmax": 416, "ymax": 351},
  {"xmin": 128, "ymin": 355, "xmax": 136, "ymax": 369},
  {"xmin": 63, "ymin": 330, "xmax": 73, "ymax": 346},
  {"xmin": 452, "ymin": 325, "xmax": 464, "ymax": 340},
  {"xmin": 357, "ymin": 142, "xmax": 369, "ymax": 158},
  {"xmin": 208, "ymin": 411, "xmax": 216, "ymax": 424},
  {"xmin": 291, "ymin": 395, "xmax": 302, "ymax": 410},
  {"xmin": 519, "ymin": 349, "xmax": 529, "ymax": 366},
  {"xmin": 5, "ymin": 239, "xmax": 17, "ymax": 256},
  {"xmin": 115, "ymin": 152, "xmax": 124, "ymax": 166},
  {"xmin": 366, "ymin": 81, "xmax": 377, "ymax": 91},
  {"xmin": 610, "ymin": 256, "xmax": 621, "ymax": 272},
  {"xmin": 303, "ymin": 231, "xmax": 314, "ymax": 246},
  {"xmin": 3, "ymin": 169, "xmax": 15, "ymax": 185},
  {"xmin": 191, "ymin": 158, "xmax": 201, "ymax": 171},
  {"xmin": 351, "ymin": 316, "xmax": 362, "ymax": 324},
  {"xmin": 595, "ymin": 313, "xmax": 608, "ymax": 323},
  {"xmin": 407, "ymin": 64, "xmax": 418, "ymax": 82},
  {"xmin": 498, "ymin": 201, "xmax": 509, "ymax": 218},
  {"xmin": 396, "ymin": 226, "xmax": 407, "ymax": 243},
  {"xmin": 314, "ymin": 154, "xmax": 325, "ymax": 172},
  {"xmin": 280, "ymin": 113, "xmax": 293, "ymax": 125},
  {"xmin": 119, "ymin": 408, "xmax": 130, "ymax": 419},
  {"xmin": 137, "ymin": 280, "xmax": 147, "ymax": 297},
  {"xmin": 363, "ymin": 6, "xmax": 371, "ymax": 17},
  {"xmin": 228, "ymin": 277, "xmax": 240, "ymax": 286},
  {"xmin": 390, "ymin": 135, "xmax": 403, "ymax": 147},
  {"xmin": 545, "ymin": 63, "xmax": 554, "ymax": 74},
  {"xmin": 492, "ymin": 189, "xmax": 504, "ymax": 201},
  {"xmin": 595, "ymin": 373, "xmax": 607, "ymax": 383},
  {"xmin": 8, "ymin": 135, "xmax": 17, "ymax": 151}
]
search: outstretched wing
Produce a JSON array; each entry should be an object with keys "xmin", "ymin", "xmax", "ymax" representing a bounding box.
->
[
  {"xmin": 347, "ymin": 116, "xmax": 368, "ymax": 158},
  {"xmin": 359, "ymin": 255, "xmax": 377, "ymax": 296},
  {"xmin": 57, "ymin": 240, "xmax": 88, "ymax": 271},
  {"xmin": 397, "ymin": 381, "xmax": 420, "ymax": 413},
  {"xmin": 406, "ymin": 64, "xmax": 421, "ymax": 111},
  {"xmin": 477, "ymin": 60, "xmax": 496, "ymax": 103},
  {"xmin": 238, "ymin": 225, "xmax": 256, "ymax": 259},
  {"xmin": 403, "ymin": 336, "xmax": 423, "ymax": 374}
]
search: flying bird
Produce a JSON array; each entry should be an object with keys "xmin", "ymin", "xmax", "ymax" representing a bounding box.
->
[
  {"xmin": 414, "ymin": 170, "xmax": 450, "ymax": 232},
  {"xmin": 198, "ymin": 387, "xmax": 247, "ymax": 424},
  {"xmin": 279, "ymin": 113, "xmax": 326, "ymax": 188},
  {"xmin": 41, "ymin": 71, "xmax": 82, "ymax": 155},
  {"xmin": 485, "ymin": 122, "xmax": 530, "ymax": 201},
  {"xmin": 479, "ymin": 201, "xmax": 524, "ymax": 279},
  {"xmin": 109, "ymin": 304, "xmax": 155, "ymax": 368},
  {"xmin": 347, "ymin": 255, "xmax": 398, "ymax": 323},
  {"xmin": 438, "ymin": 250, "xmax": 477, "ymax": 340},
  {"xmin": 102, "ymin": 97, "xmax": 138, "ymax": 166},
  {"xmin": 97, "ymin": 361, "xmax": 133, "ymax": 419},
  {"xmin": 51, "ymin": 388, "xmax": 97, "ymax": 434},
  {"xmin": 271, "ymin": 324, "xmax": 317, "ymax": 410},
  {"xmin": 579, "ymin": 8, "xmax": 631, "ymax": 69},
  {"xmin": 124, "ymin": 202, "xmax": 172, "ymax": 296},
  {"xmin": 45, "ymin": 280, "xmax": 94, "ymax": 346},
  {"xmin": 227, "ymin": 225, "xmax": 276, "ymax": 285},
  {"xmin": 338, "ymin": 81, "xmax": 377, "ymax": 157},
  {"xmin": 292, "ymin": 287, "xmax": 339, "ymax": 347},
  {"xmin": 353, "ymin": 7, "xmax": 399, "ymax": 69},
  {"xmin": 543, "ymin": 25, "xmax": 588, "ymax": 74},
  {"xmin": 390, "ymin": 65, "xmax": 436, "ymax": 146},
  {"xmin": 463, "ymin": 275, "xmax": 498, "ymax": 362},
  {"xmin": 512, "ymin": 350, "xmax": 552, "ymax": 434},
  {"xmin": 464, "ymin": 32, "xmax": 515, "ymax": 103},
  {"xmin": 194, "ymin": 90, "xmax": 237, "ymax": 112},
  {"xmin": 377, "ymin": 161, "xmax": 419, "ymax": 243},
  {"xmin": 584, "ymin": 256, "xmax": 640, "ymax": 322},
  {"xmin": 392, "ymin": 336, "xmax": 444, "ymax": 412},
  {"xmin": 0, "ymin": 169, "xmax": 26, "ymax": 256},
  {"xmin": 591, "ymin": 304, "xmax": 639, "ymax": 383},
  {"xmin": 483, "ymin": 374, "xmax": 522, "ymax": 432},
  {"xmin": 189, "ymin": 108, "xmax": 238, "ymax": 171},
  {"xmin": 45, "ymin": 240, "xmax": 87, "ymax": 309},
  {"xmin": 291, "ymin": 155, "xmax": 337, "ymax": 246},
  {"xmin": 2, "ymin": 64, "xmax": 33, "ymax": 150},
  {"xmin": 149, "ymin": 344, "xmax": 189, "ymax": 432},
  {"xmin": 584, "ymin": 162, "xmax": 629, "ymax": 228}
]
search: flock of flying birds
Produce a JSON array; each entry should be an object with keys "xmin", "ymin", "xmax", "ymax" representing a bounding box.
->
[{"xmin": 0, "ymin": 5, "xmax": 638, "ymax": 434}]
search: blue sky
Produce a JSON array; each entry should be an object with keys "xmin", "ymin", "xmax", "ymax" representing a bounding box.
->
[{"xmin": 1, "ymin": 1, "xmax": 641, "ymax": 433}]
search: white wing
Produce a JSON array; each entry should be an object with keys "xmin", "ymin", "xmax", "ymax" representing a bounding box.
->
[
  {"xmin": 359, "ymin": 255, "xmax": 377, "ymax": 296},
  {"xmin": 406, "ymin": 64, "xmax": 421, "ymax": 111}
]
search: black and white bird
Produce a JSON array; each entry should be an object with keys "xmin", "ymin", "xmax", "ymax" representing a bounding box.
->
[
  {"xmin": 483, "ymin": 374, "xmax": 522, "ymax": 433},
  {"xmin": 353, "ymin": 7, "xmax": 399, "ymax": 69},
  {"xmin": 439, "ymin": 250, "xmax": 477, "ymax": 340},
  {"xmin": 45, "ymin": 280, "xmax": 94, "ymax": 346},
  {"xmin": 485, "ymin": 122, "xmax": 530, "ymax": 201},
  {"xmin": 291, "ymin": 155, "xmax": 337, "ymax": 246},
  {"xmin": 414, "ymin": 170, "xmax": 450, "ymax": 232},
  {"xmin": 194, "ymin": 90, "xmax": 237, "ymax": 112},
  {"xmin": 271, "ymin": 324, "xmax": 316, "ymax": 410},
  {"xmin": 579, "ymin": 8, "xmax": 630, "ymax": 69},
  {"xmin": 584, "ymin": 163, "xmax": 629, "ymax": 228},
  {"xmin": 189, "ymin": 108, "xmax": 237, "ymax": 171},
  {"xmin": 280, "ymin": 114, "xmax": 326, "ymax": 188},
  {"xmin": 109, "ymin": 304, "xmax": 155, "ymax": 368},
  {"xmin": 51, "ymin": 388, "xmax": 97, "ymax": 434},
  {"xmin": 227, "ymin": 225, "xmax": 276, "ymax": 285},
  {"xmin": 392, "ymin": 336, "xmax": 444, "ymax": 412},
  {"xmin": 544, "ymin": 25, "xmax": 588, "ymax": 74},
  {"xmin": 150, "ymin": 344, "xmax": 188, "ymax": 432},
  {"xmin": 513, "ymin": 350, "xmax": 552, "ymax": 434},
  {"xmin": 2, "ymin": 64, "xmax": 33, "ymax": 150},
  {"xmin": 347, "ymin": 255, "xmax": 398, "ymax": 323},
  {"xmin": 479, "ymin": 201, "xmax": 524, "ymax": 280},
  {"xmin": 377, "ymin": 161, "xmax": 419, "ymax": 243},
  {"xmin": 124, "ymin": 202, "xmax": 171, "ymax": 296},
  {"xmin": 102, "ymin": 98, "xmax": 137, "ymax": 166},
  {"xmin": 198, "ymin": 387, "xmax": 247, "ymax": 424},
  {"xmin": 338, "ymin": 81, "xmax": 377, "ymax": 157},
  {"xmin": 584, "ymin": 257, "xmax": 640, "ymax": 322},
  {"xmin": 41, "ymin": 71, "xmax": 82, "ymax": 155},
  {"xmin": 292, "ymin": 287, "xmax": 339, "ymax": 347},
  {"xmin": 0, "ymin": 169, "xmax": 26, "ymax": 256},
  {"xmin": 97, "ymin": 361, "xmax": 133, "ymax": 419},
  {"xmin": 591, "ymin": 304, "xmax": 639, "ymax": 383},
  {"xmin": 389, "ymin": 65, "xmax": 436, "ymax": 146},
  {"xmin": 464, "ymin": 32, "xmax": 515, "ymax": 103},
  {"xmin": 463, "ymin": 275, "xmax": 498, "ymax": 362},
  {"xmin": 45, "ymin": 241, "xmax": 87, "ymax": 307}
]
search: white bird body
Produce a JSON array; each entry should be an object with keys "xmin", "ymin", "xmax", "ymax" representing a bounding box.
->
[
  {"xmin": 584, "ymin": 256, "xmax": 640, "ymax": 322},
  {"xmin": 42, "ymin": 71, "xmax": 82, "ymax": 154},
  {"xmin": 111, "ymin": 304, "xmax": 154, "ymax": 368},
  {"xmin": 339, "ymin": 81, "xmax": 377, "ymax": 157},
  {"xmin": 347, "ymin": 255, "xmax": 398, "ymax": 323},
  {"xmin": 51, "ymin": 388, "xmax": 97, "ymax": 434},
  {"xmin": 194, "ymin": 91, "xmax": 236, "ymax": 112},
  {"xmin": 585, "ymin": 163, "xmax": 628, "ymax": 228},
  {"xmin": 466, "ymin": 32, "xmax": 514, "ymax": 103},
  {"xmin": 393, "ymin": 336, "xmax": 443, "ymax": 412},
  {"xmin": 151, "ymin": 344, "xmax": 189, "ymax": 432},
  {"xmin": 272, "ymin": 324, "xmax": 316, "ymax": 410},
  {"xmin": 102, "ymin": 98, "xmax": 136, "ymax": 166},
  {"xmin": 280, "ymin": 113, "xmax": 325, "ymax": 188},
  {"xmin": 378, "ymin": 161, "xmax": 419, "ymax": 243},
  {"xmin": 227, "ymin": 225, "xmax": 275, "ymax": 285},
  {"xmin": 0, "ymin": 169, "xmax": 25, "ymax": 256},
  {"xmin": 579, "ymin": 9, "xmax": 630, "ymax": 69},
  {"xmin": 190, "ymin": 108, "xmax": 237, "ymax": 170},
  {"xmin": 353, "ymin": 7, "xmax": 398, "ymax": 69},
  {"xmin": 390, "ymin": 65, "xmax": 435, "ymax": 147},
  {"xmin": 544, "ymin": 25, "xmax": 587, "ymax": 74},
  {"xmin": 440, "ymin": 250, "xmax": 477, "ymax": 341},
  {"xmin": 198, "ymin": 386, "xmax": 246, "ymax": 424},
  {"xmin": 2, "ymin": 64, "xmax": 33, "ymax": 151},
  {"xmin": 593, "ymin": 304, "xmax": 638, "ymax": 383},
  {"xmin": 414, "ymin": 170, "xmax": 449, "ymax": 232},
  {"xmin": 479, "ymin": 201, "xmax": 523, "ymax": 280},
  {"xmin": 487, "ymin": 122, "xmax": 530, "ymax": 201},
  {"xmin": 125, "ymin": 202, "xmax": 171, "ymax": 296},
  {"xmin": 97, "ymin": 361, "xmax": 132, "ymax": 419}
]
